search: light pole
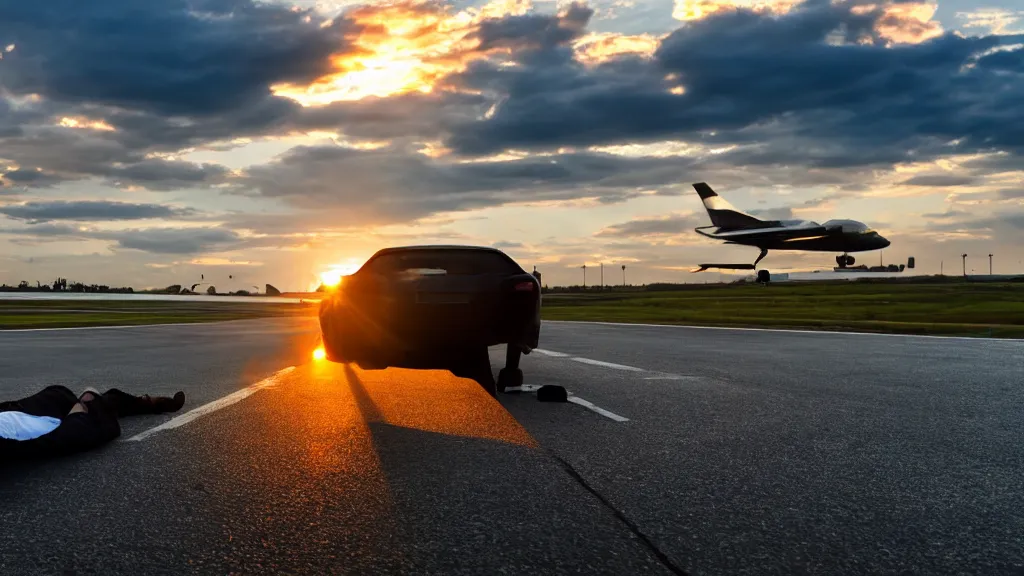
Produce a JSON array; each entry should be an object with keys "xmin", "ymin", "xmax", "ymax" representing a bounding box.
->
[
  {"xmin": 622, "ymin": 264, "xmax": 626, "ymax": 287},
  {"xmin": 961, "ymin": 253, "xmax": 967, "ymax": 277},
  {"xmin": 581, "ymin": 264, "xmax": 586, "ymax": 289},
  {"xmin": 989, "ymin": 254, "xmax": 993, "ymax": 275},
  {"xmin": 600, "ymin": 262, "xmax": 604, "ymax": 289}
]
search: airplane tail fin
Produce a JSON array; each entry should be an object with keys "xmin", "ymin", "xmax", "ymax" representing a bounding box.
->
[{"xmin": 693, "ymin": 183, "xmax": 764, "ymax": 229}]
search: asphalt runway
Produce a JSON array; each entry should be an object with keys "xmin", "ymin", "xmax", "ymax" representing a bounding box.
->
[{"xmin": 2, "ymin": 318, "xmax": 1023, "ymax": 575}]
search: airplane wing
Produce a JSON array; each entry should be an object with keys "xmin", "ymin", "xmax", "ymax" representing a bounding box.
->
[{"xmin": 701, "ymin": 224, "xmax": 830, "ymax": 242}]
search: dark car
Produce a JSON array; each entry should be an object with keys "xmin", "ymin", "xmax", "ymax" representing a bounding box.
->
[{"xmin": 318, "ymin": 245, "xmax": 541, "ymax": 395}]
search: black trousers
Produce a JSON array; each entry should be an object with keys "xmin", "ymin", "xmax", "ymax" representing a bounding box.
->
[{"xmin": 0, "ymin": 385, "xmax": 143, "ymax": 461}]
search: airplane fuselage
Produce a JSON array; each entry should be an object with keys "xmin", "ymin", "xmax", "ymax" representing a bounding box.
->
[
  {"xmin": 688, "ymin": 181, "xmax": 892, "ymax": 272},
  {"xmin": 729, "ymin": 229, "xmax": 891, "ymax": 252}
]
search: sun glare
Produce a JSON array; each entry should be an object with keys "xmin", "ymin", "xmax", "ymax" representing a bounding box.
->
[
  {"xmin": 271, "ymin": 0, "xmax": 530, "ymax": 106},
  {"xmin": 317, "ymin": 260, "xmax": 364, "ymax": 290},
  {"xmin": 313, "ymin": 346, "xmax": 327, "ymax": 361}
]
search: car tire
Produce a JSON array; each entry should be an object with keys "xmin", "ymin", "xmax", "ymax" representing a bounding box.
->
[{"xmin": 497, "ymin": 368, "xmax": 523, "ymax": 393}]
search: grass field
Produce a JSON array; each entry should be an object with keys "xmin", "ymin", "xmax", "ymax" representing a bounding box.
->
[
  {"xmin": 0, "ymin": 299, "xmax": 319, "ymax": 329},
  {"xmin": 540, "ymin": 282, "xmax": 1024, "ymax": 338},
  {"xmin": 4, "ymin": 282, "xmax": 1023, "ymax": 338}
]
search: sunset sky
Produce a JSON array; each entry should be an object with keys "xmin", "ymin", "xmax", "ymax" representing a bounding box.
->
[{"xmin": 1, "ymin": 0, "xmax": 1021, "ymax": 291}]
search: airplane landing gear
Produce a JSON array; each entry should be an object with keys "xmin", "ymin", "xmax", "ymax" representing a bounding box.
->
[
  {"xmin": 754, "ymin": 248, "xmax": 769, "ymax": 268},
  {"xmin": 836, "ymin": 254, "xmax": 855, "ymax": 268}
]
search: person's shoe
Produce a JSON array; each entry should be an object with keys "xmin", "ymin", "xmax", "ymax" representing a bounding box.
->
[
  {"xmin": 152, "ymin": 392, "xmax": 185, "ymax": 413},
  {"xmin": 139, "ymin": 391, "xmax": 185, "ymax": 414}
]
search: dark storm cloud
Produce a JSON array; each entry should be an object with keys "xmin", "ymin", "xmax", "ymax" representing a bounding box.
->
[
  {"xmin": 473, "ymin": 2, "xmax": 593, "ymax": 52},
  {"xmin": 240, "ymin": 143, "xmax": 696, "ymax": 223},
  {"xmin": 0, "ymin": 168, "xmax": 65, "ymax": 188},
  {"xmin": 0, "ymin": 201, "xmax": 198, "ymax": 223},
  {"xmin": 0, "ymin": 0, "xmax": 352, "ymax": 190},
  {"xmin": 0, "ymin": 0, "xmax": 348, "ymax": 117},
  {"xmin": 0, "ymin": 223, "xmax": 243, "ymax": 254},
  {"xmin": 901, "ymin": 174, "xmax": 979, "ymax": 187},
  {"xmin": 596, "ymin": 212, "xmax": 704, "ymax": 238},
  {"xmin": 101, "ymin": 227, "xmax": 241, "ymax": 254},
  {"xmin": 445, "ymin": 1, "xmax": 1024, "ymax": 168}
]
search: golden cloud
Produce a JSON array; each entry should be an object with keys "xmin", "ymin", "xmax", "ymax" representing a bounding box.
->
[
  {"xmin": 672, "ymin": 0, "xmax": 799, "ymax": 21},
  {"xmin": 573, "ymin": 32, "xmax": 661, "ymax": 64},
  {"xmin": 58, "ymin": 116, "xmax": 116, "ymax": 132},
  {"xmin": 860, "ymin": 2, "xmax": 944, "ymax": 45},
  {"xmin": 272, "ymin": 0, "xmax": 533, "ymax": 106}
]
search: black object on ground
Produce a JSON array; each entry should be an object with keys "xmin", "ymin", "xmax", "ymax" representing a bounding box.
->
[{"xmin": 537, "ymin": 385, "xmax": 568, "ymax": 403}]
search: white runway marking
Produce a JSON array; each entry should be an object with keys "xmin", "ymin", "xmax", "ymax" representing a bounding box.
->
[
  {"xmin": 546, "ymin": 320, "xmax": 1022, "ymax": 342},
  {"xmin": 533, "ymin": 348, "xmax": 570, "ymax": 357},
  {"xmin": 0, "ymin": 318, "xmax": 269, "ymax": 333},
  {"xmin": 643, "ymin": 374, "xmax": 697, "ymax": 381},
  {"xmin": 503, "ymin": 384, "xmax": 543, "ymax": 393},
  {"xmin": 568, "ymin": 396, "xmax": 630, "ymax": 422},
  {"xmin": 570, "ymin": 357, "xmax": 645, "ymax": 372},
  {"xmin": 127, "ymin": 366, "xmax": 296, "ymax": 442}
]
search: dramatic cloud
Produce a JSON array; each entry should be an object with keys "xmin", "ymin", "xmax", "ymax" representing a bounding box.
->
[
  {"xmin": 240, "ymin": 143, "xmax": 696, "ymax": 224},
  {"xmin": 596, "ymin": 212, "xmax": 705, "ymax": 238},
  {"xmin": 2, "ymin": 224, "xmax": 243, "ymax": 254},
  {"xmin": 0, "ymin": 0, "xmax": 347, "ymax": 116},
  {"xmin": 0, "ymin": 201, "xmax": 198, "ymax": 223},
  {"xmin": 901, "ymin": 174, "xmax": 979, "ymax": 187},
  {"xmin": 0, "ymin": 0, "xmax": 1022, "ymax": 288},
  {"xmin": 445, "ymin": 0, "xmax": 1022, "ymax": 173}
]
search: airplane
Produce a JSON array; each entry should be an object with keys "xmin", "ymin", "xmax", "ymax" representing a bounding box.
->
[{"xmin": 690, "ymin": 182, "xmax": 890, "ymax": 272}]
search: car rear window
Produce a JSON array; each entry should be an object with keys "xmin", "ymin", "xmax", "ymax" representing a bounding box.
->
[{"xmin": 363, "ymin": 249, "xmax": 522, "ymax": 275}]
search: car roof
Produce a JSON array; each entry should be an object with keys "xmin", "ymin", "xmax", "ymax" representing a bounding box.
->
[
  {"xmin": 355, "ymin": 245, "xmax": 522, "ymax": 274},
  {"xmin": 371, "ymin": 244, "xmax": 508, "ymax": 255}
]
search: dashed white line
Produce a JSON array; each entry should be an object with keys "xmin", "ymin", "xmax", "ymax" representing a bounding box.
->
[
  {"xmin": 570, "ymin": 357, "xmax": 645, "ymax": 372},
  {"xmin": 568, "ymin": 396, "xmax": 630, "ymax": 422},
  {"xmin": 127, "ymin": 366, "xmax": 296, "ymax": 442},
  {"xmin": 545, "ymin": 320, "xmax": 1023, "ymax": 342},
  {"xmin": 533, "ymin": 348, "xmax": 570, "ymax": 357},
  {"xmin": 0, "ymin": 319, "xmax": 261, "ymax": 333}
]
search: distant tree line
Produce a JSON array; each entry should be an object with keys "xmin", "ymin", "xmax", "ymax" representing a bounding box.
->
[{"xmin": 0, "ymin": 277, "xmax": 134, "ymax": 293}]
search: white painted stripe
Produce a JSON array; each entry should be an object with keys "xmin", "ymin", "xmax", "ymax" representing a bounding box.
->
[
  {"xmin": 0, "ymin": 318, "xmax": 282, "ymax": 333},
  {"xmin": 571, "ymin": 357, "xmax": 645, "ymax": 372},
  {"xmin": 533, "ymin": 348, "xmax": 570, "ymax": 357},
  {"xmin": 126, "ymin": 366, "xmax": 296, "ymax": 442},
  {"xmin": 643, "ymin": 375, "xmax": 698, "ymax": 381},
  {"xmin": 568, "ymin": 396, "xmax": 630, "ymax": 422},
  {"xmin": 546, "ymin": 320, "xmax": 1023, "ymax": 342},
  {"xmin": 502, "ymin": 384, "xmax": 543, "ymax": 393}
]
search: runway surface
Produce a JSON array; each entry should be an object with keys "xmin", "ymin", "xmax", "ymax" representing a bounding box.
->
[{"xmin": 2, "ymin": 318, "xmax": 1023, "ymax": 575}]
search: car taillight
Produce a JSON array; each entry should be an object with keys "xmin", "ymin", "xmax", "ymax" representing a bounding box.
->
[{"xmin": 514, "ymin": 281, "xmax": 535, "ymax": 292}]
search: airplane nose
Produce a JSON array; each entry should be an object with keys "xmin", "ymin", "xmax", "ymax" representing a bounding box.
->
[{"xmin": 879, "ymin": 236, "xmax": 891, "ymax": 248}]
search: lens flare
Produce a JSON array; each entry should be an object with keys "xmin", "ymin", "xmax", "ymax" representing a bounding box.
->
[{"xmin": 313, "ymin": 346, "xmax": 327, "ymax": 361}]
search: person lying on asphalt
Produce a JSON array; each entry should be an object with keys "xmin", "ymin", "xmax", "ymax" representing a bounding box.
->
[{"xmin": 0, "ymin": 385, "xmax": 185, "ymax": 460}]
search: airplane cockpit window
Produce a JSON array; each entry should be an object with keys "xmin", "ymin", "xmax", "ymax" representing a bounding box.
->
[{"xmin": 823, "ymin": 219, "xmax": 870, "ymax": 233}]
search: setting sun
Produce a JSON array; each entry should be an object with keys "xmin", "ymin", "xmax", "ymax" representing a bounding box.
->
[
  {"xmin": 317, "ymin": 260, "xmax": 364, "ymax": 290},
  {"xmin": 312, "ymin": 346, "xmax": 327, "ymax": 361}
]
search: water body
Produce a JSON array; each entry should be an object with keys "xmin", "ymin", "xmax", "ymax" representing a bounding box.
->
[{"xmin": 0, "ymin": 292, "xmax": 315, "ymax": 304}]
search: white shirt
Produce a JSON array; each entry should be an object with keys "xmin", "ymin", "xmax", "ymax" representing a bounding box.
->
[{"xmin": 0, "ymin": 411, "xmax": 62, "ymax": 441}]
